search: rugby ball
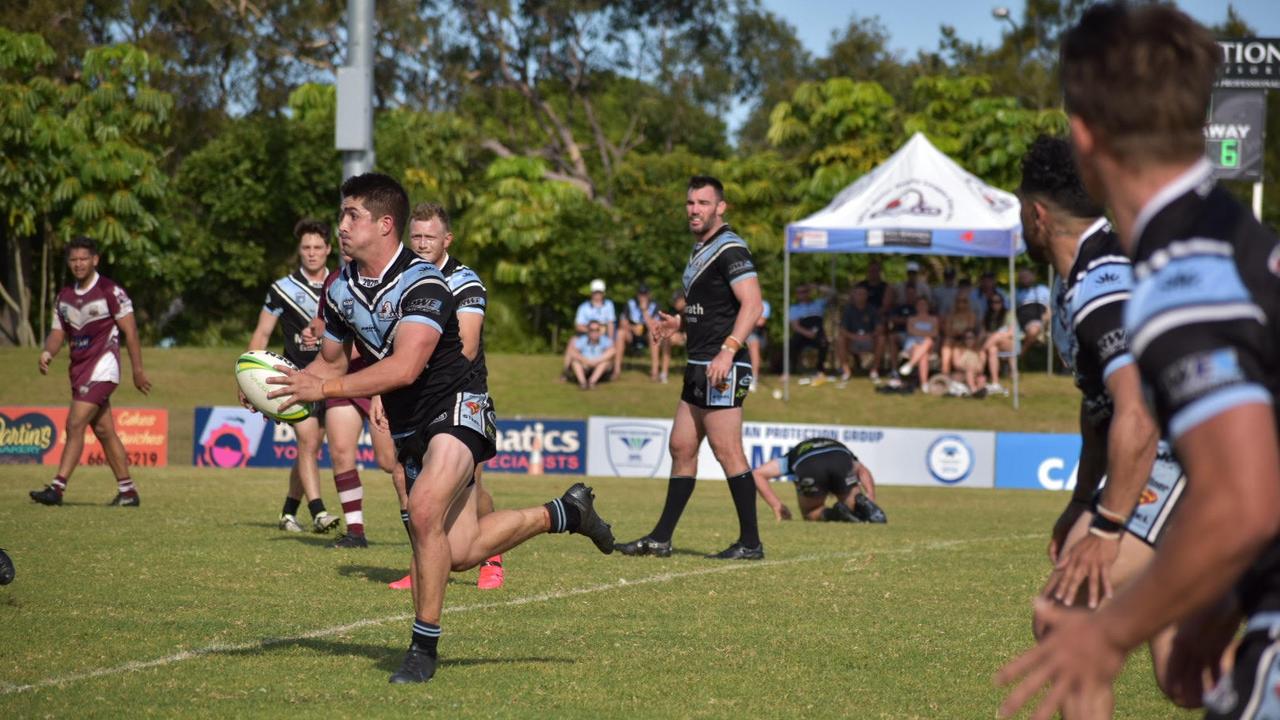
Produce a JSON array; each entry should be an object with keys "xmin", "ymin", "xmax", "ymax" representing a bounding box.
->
[{"xmin": 235, "ymin": 350, "xmax": 310, "ymax": 422}]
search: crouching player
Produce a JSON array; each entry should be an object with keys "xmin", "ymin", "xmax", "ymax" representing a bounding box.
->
[
  {"xmin": 751, "ymin": 437, "xmax": 886, "ymax": 524},
  {"xmin": 269, "ymin": 173, "xmax": 615, "ymax": 684}
]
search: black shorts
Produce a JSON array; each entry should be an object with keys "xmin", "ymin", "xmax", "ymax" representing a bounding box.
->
[
  {"xmin": 1091, "ymin": 447, "xmax": 1186, "ymax": 548},
  {"xmin": 1016, "ymin": 303, "xmax": 1047, "ymax": 330},
  {"xmin": 395, "ymin": 392, "xmax": 497, "ymax": 494},
  {"xmin": 681, "ymin": 358, "xmax": 753, "ymax": 409},
  {"xmin": 1204, "ymin": 613, "xmax": 1280, "ymax": 719},
  {"xmin": 792, "ymin": 452, "xmax": 858, "ymax": 497}
]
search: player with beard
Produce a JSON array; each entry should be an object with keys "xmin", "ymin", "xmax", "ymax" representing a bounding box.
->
[
  {"xmin": 998, "ymin": 6, "xmax": 1280, "ymax": 719},
  {"xmin": 615, "ymin": 175, "xmax": 765, "ymax": 560},
  {"xmin": 269, "ymin": 173, "xmax": 615, "ymax": 684},
  {"xmin": 242, "ymin": 220, "xmax": 341, "ymax": 535},
  {"xmin": 30, "ymin": 236, "xmax": 151, "ymax": 507},
  {"xmin": 388, "ymin": 201, "xmax": 505, "ymax": 590},
  {"xmin": 1020, "ymin": 135, "xmax": 1191, "ymax": 717}
]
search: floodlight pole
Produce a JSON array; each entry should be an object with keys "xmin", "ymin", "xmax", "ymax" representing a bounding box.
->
[
  {"xmin": 1010, "ymin": 249, "xmax": 1020, "ymax": 410},
  {"xmin": 336, "ymin": 0, "xmax": 375, "ymax": 180}
]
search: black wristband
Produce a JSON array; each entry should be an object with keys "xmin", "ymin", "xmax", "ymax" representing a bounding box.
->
[{"xmin": 1089, "ymin": 513, "xmax": 1125, "ymax": 534}]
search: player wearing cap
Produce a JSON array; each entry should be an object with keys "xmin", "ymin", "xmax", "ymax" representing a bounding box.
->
[{"xmin": 560, "ymin": 279, "xmax": 615, "ymax": 380}]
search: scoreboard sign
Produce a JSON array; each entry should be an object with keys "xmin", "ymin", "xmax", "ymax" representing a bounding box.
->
[{"xmin": 1205, "ymin": 90, "xmax": 1266, "ymax": 182}]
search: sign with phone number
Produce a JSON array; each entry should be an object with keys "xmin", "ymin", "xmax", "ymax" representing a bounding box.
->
[{"xmin": 0, "ymin": 406, "xmax": 168, "ymax": 467}]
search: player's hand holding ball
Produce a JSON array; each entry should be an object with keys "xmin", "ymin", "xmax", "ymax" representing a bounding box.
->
[{"xmin": 235, "ymin": 350, "xmax": 311, "ymax": 422}]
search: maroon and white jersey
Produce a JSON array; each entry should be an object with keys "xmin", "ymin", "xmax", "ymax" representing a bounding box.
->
[{"xmin": 52, "ymin": 273, "xmax": 133, "ymax": 388}]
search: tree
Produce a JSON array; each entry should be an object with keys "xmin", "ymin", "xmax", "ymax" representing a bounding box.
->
[{"xmin": 0, "ymin": 30, "xmax": 173, "ymax": 346}]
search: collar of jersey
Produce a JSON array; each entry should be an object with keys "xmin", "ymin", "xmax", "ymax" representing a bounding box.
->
[
  {"xmin": 353, "ymin": 244, "xmax": 406, "ymax": 286},
  {"xmin": 1069, "ymin": 216, "xmax": 1112, "ymax": 274},
  {"xmin": 74, "ymin": 272, "xmax": 101, "ymax": 295},
  {"xmin": 1130, "ymin": 158, "xmax": 1213, "ymax": 251},
  {"xmin": 293, "ymin": 267, "xmax": 328, "ymax": 288},
  {"xmin": 691, "ymin": 224, "xmax": 733, "ymax": 252}
]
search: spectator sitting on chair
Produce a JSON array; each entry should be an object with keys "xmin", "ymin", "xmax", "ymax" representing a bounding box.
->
[
  {"xmin": 897, "ymin": 296, "xmax": 938, "ymax": 386},
  {"xmin": 561, "ymin": 278, "xmax": 616, "ymax": 380},
  {"xmin": 856, "ymin": 260, "xmax": 890, "ymax": 311},
  {"xmin": 939, "ymin": 293, "xmax": 979, "ymax": 375},
  {"xmin": 746, "ymin": 298, "xmax": 771, "ymax": 393},
  {"xmin": 884, "ymin": 284, "xmax": 919, "ymax": 371},
  {"xmin": 932, "ymin": 329, "xmax": 988, "ymax": 396},
  {"xmin": 1014, "ymin": 267, "xmax": 1051, "ymax": 354},
  {"xmin": 980, "ymin": 292, "xmax": 1014, "ymax": 394},
  {"xmin": 788, "ymin": 283, "xmax": 831, "ymax": 378},
  {"xmin": 615, "ymin": 283, "xmax": 660, "ymax": 381},
  {"xmin": 974, "ymin": 270, "xmax": 1010, "ymax": 318},
  {"xmin": 836, "ymin": 285, "xmax": 884, "ymax": 381},
  {"xmin": 567, "ymin": 320, "xmax": 615, "ymax": 389}
]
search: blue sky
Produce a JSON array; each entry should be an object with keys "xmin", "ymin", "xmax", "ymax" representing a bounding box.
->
[{"xmin": 762, "ymin": 0, "xmax": 1280, "ymax": 59}]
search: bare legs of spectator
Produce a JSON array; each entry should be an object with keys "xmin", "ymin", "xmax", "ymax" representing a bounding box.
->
[
  {"xmin": 560, "ymin": 337, "xmax": 577, "ymax": 381},
  {"xmin": 983, "ymin": 330, "xmax": 1014, "ymax": 386},
  {"xmin": 898, "ymin": 338, "xmax": 933, "ymax": 386}
]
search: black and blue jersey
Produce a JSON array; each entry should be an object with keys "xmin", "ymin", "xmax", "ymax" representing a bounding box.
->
[
  {"xmin": 1125, "ymin": 158, "xmax": 1280, "ymax": 614},
  {"xmin": 441, "ymin": 255, "xmax": 488, "ymax": 392},
  {"xmin": 262, "ymin": 269, "xmax": 326, "ymax": 367},
  {"xmin": 322, "ymin": 245, "xmax": 480, "ymax": 435},
  {"xmin": 1053, "ymin": 218, "xmax": 1135, "ymax": 427},
  {"xmin": 681, "ymin": 225, "xmax": 757, "ymax": 361}
]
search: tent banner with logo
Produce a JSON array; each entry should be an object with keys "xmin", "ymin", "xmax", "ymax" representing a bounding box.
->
[{"xmin": 782, "ymin": 132, "xmax": 1027, "ymax": 405}]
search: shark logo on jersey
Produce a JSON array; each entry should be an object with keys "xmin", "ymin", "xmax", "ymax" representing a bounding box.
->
[{"xmin": 377, "ymin": 301, "xmax": 396, "ymax": 321}]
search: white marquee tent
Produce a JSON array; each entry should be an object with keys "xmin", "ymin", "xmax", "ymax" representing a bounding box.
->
[{"xmin": 782, "ymin": 132, "xmax": 1028, "ymax": 406}]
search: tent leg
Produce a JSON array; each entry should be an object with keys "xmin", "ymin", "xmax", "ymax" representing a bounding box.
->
[
  {"xmin": 783, "ymin": 239, "xmax": 791, "ymax": 402},
  {"xmin": 1010, "ymin": 251, "xmax": 1019, "ymax": 410}
]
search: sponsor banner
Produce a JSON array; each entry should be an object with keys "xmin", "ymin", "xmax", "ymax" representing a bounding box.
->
[
  {"xmin": 586, "ymin": 417, "xmax": 996, "ymax": 488},
  {"xmin": 1217, "ymin": 38, "xmax": 1280, "ymax": 90},
  {"xmin": 485, "ymin": 419, "xmax": 586, "ymax": 475},
  {"xmin": 0, "ymin": 405, "xmax": 168, "ymax": 467},
  {"xmin": 193, "ymin": 406, "xmax": 380, "ymax": 468},
  {"xmin": 993, "ymin": 432, "xmax": 1083, "ymax": 491}
]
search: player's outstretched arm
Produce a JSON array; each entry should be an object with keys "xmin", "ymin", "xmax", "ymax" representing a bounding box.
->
[
  {"xmin": 38, "ymin": 329, "xmax": 65, "ymax": 375},
  {"xmin": 751, "ymin": 460, "xmax": 791, "ymax": 521},
  {"xmin": 115, "ymin": 312, "xmax": 151, "ymax": 395},
  {"xmin": 268, "ymin": 322, "xmax": 439, "ymax": 405}
]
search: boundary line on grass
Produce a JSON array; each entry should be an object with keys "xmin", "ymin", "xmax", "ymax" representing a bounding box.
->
[{"xmin": 0, "ymin": 533, "xmax": 1036, "ymax": 695}]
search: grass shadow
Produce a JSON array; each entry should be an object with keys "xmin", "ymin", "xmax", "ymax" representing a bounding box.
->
[
  {"xmin": 336, "ymin": 565, "xmax": 472, "ymax": 586},
  {"xmin": 225, "ymin": 637, "xmax": 573, "ymax": 673}
]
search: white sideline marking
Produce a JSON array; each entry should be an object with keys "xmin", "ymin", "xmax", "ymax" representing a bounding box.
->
[{"xmin": 0, "ymin": 533, "xmax": 1034, "ymax": 695}]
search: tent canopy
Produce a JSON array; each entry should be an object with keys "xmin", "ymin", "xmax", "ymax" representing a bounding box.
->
[{"xmin": 785, "ymin": 133, "xmax": 1024, "ymax": 258}]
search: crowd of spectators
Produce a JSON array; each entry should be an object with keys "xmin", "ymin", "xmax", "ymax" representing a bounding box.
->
[{"xmin": 560, "ymin": 261, "xmax": 1052, "ymax": 397}]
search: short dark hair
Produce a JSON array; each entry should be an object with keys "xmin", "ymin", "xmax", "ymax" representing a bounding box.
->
[
  {"xmin": 410, "ymin": 202, "xmax": 451, "ymax": 232},
  {"xmin": 1060, "ymin": 2, "xmax": 1218, "ymax": 162},
  {"xmin": 1019, "ymin": 135, "xmax": 1105, "ymax": 219},
  {"xmin": 340, "ymin": 173, "xmax": 410, "ymax": 237},
  {"xmin": 293, "ymin": 218, "xmax": 331, "ymax": 243},
  {"xmin": 66, "ymin": 236, "xmax": 97, "ymax": 256},
  {"xmin": 688, "ymin": 175, "xmax": 724, "ymax": 202}
]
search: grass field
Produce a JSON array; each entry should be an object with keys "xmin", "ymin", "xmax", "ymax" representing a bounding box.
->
[{"xmin": 1, "ymin": 347, "xmax": 1186, "ymax": 718}]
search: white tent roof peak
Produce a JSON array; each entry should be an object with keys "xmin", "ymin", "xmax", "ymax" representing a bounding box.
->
[{"xmin": 787, "ymin": 132, "xmax": 1023, "ymax": 257}]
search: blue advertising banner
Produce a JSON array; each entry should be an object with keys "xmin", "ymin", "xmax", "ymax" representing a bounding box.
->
[
  {"xmin": 193, "ymin": 406, "xmax": 380, "ymax": 469},
  {"xmin": 994, "ymin": 432, "xmax": 1083, "ymax": 491},
  {"xmin": 486, "ymin": 419, "xmax": 586, "ymax": 475}
]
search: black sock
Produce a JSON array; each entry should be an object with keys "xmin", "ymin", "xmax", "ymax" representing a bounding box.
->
[
  {"xmin": 401, "ymin": 509, "xmax": 411, "ymax": 540},
  {"xmin": 821, "ymin": 506, "xmax": 844, "ymax": 522},
  {"xmin": 411, "ymin": 619, "xmax": 440, "ymax": 656},
  {"xmin": 726, "ymin": 471, "xmax": 760, "ymax": 548},
  {"xmin": 649, "ymin": 476, "xmax": 696, "ymax": 543},
  {"xmin": 543, "ymin": 498, "xmax": 581, "ymax": 533},
  {"xmin": 282, "ymin": 496, "xmax": 301, "ymax": 517},
  {"xmin": 307, "ymin": 499, "xmax": 326, "ymax": 518}
]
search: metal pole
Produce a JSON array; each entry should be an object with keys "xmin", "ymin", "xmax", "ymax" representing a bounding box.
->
[
  {"xmin": 1254, "ymin": 181, "xmax": 1264, "ymax": 222},
  {"xmin": 1010, "ymin": 250, "xmax": 1019, "ymax": 410},
  {"xmin": 783, "ymin": 234, "xmax": 791, "ymax": 402},
  {"xmin": 338, "ymin": 0, "xmax": 375, "ymax": 180}
]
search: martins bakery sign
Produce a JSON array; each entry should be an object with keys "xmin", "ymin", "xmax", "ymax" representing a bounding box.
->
[{"xmin": 1217, "ymin": 38, "xmax": 1280, "ymax": 90}]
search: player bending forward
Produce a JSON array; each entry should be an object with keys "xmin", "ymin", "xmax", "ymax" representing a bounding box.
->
[
  {"xmin": 269, "ymin": 173, "xmax": 615, "ymax": 684},
  {"xmin": 751, "ymin": 437, "xmax": 886, "ymax": 524},
  {"xmin": 31, "ymin": 236, "xmax": 151, "ymax": 507}
]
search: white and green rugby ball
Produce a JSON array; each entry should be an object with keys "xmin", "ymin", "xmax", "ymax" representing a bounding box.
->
[{"xmin": 235, "ymin": 350, "xmax": 310, "ymax": 423}]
